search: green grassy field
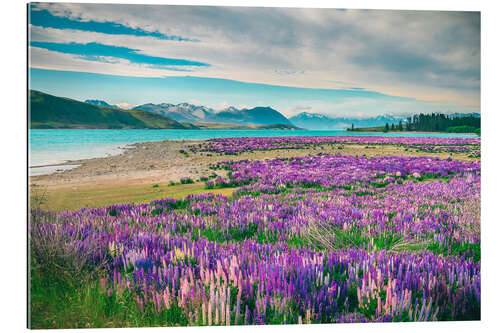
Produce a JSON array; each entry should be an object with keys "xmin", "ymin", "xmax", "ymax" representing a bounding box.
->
[{"xmin": 34, "ymin": 182, "xmax": 237, "ymax": 211}]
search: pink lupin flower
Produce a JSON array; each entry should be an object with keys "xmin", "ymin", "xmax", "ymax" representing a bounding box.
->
[
  {"xmin": 370, "ymin": 279, "xmax": 377, "ymax": 295},
  {"xmin": 385, "ymin": 283, "xmax": 392, "ymax": 313},
  {"xmin": 220, "ymin": 299, "xmax": 226, "ymax": 324},
  {"xmin": 377, "ymin": 296, "xmax": 382, "ymax": 316},
  {"xmin": 202, "ymin": 302, "xmax": 207, "ymax": 325},
  {"xmin": 208, "ymin": 301, "xmax": 213, "ymax": 326},
  {"xmin": 403, "ymin": 289, "xmax": 410, "ymax": 309},
  {"xmin": 163, "ymin": 288, "xmax": 171, "ymax": 309},
  {"xmin": 136, "ymin": 295, "xmax": 144, "ymax": 312},
  {"xmin": 235, "ymin": 298, "xmax": 241, "ymax": 324},
  {"xmin": 155, "ymin": 292, "xmax": 162, "ymax": 313},
  {"xmin": 100, "ymin": 278, "xmax": 107, "ymax": 290}
]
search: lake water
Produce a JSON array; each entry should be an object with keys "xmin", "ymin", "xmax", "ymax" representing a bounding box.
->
[{"xmin": 29, "ymin": 129, "xmax": 478, "ymax": 168}]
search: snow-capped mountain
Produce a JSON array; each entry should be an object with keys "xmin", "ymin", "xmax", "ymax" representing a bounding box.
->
[
  {"xmin": 205, "ymin": 106, "xmax": 292, "ymax": 125},
  {"xmin": 133, "ymin": 103, "xmax": 215, "ymax": 123},
  {"xmin": 87, "ymin": 99, "xmax": 293, "ymax": 126},
  {"xmin": 134, "ymin": 103, "xmax": 292, "ymax": 125},
  {"xmin": 289, "ymin": 112, "xmax": 404, "ymax": 130},
  {"xmin": 84, "ymin": 99, "xmax": 118, "ymax": 109}
]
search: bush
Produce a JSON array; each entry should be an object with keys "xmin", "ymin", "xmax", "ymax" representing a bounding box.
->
[
  {"xmin": 30, "ymin": 210, "xmax": 108, "ymax": 288},
  {"xmin": 30, "ymin": 184, "xmax": 48, "ymax": 210},
  {"xmin": 180, "ymin": 177, "xmax": 194, "ymax": 184}
]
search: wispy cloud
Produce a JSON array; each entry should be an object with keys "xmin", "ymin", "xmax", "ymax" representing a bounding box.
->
[
  {"xmin": 28, "ymin": 3, "xmax": 480, "ymax": 115},
  {"xmin": 30, "ymin": 7, "xmax": 197, "ymax": 41}
]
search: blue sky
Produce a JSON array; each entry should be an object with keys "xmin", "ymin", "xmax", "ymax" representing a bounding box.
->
[
  {"xmin": 28, "ymin": 3, "xmax": 480, "ymax": 117},
  {"xmin": 30, "ymin": 41, "xmax": 210, "ymax": 67}
]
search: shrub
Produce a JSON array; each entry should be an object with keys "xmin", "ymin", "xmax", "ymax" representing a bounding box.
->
[
  {"xmin": 446, "ymin": 125, "xmax": 477, "ymax": 133},
  {"xmin": 30, "ymin": 210, "xmax": 108, "ymax": 287},
  {"xmin": 180, "ymin": 177, "xmax": 194, "ymax": 184}
]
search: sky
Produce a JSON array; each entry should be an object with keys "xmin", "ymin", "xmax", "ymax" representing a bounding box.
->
[{"xmin": 28, "ymin": 2, "xmax": 480, "ymax": 118}]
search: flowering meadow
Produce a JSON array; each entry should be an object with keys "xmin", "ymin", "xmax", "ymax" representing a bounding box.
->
[
  {"xmin": 30, "ymin": 136, "xmax": 480, "ymax": 328},
  {"xmin": 187, "ymin": 135, "xmax": 480, "ymax": 155}
]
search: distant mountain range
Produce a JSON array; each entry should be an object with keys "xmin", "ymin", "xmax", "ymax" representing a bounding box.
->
[
  {"xmin": 447, "ymin": 112, "xmax": 480, "ymax": 119},
  {"xmin": 30, "ymin": 91, "xmax": 197, "ymax": 129},
  {"xmin": 133, "ymin": 103, "xmax": 293, "ymax": 126},
  {"xmin": 32, "ymin": 92, "xmax": 478, "ymax": 131},
  {"xmin": 193, "ymin": 123, "xmax": 301, "ymax": 130},
  {"xmin": 289, "ymin": 112, "xmax": 405, "ymax": 130},
  {"xmin": 84, "ymin": 99, "xmax": 119, "ymax": 109},
  {"xmin": 29, "ymin": 91, "xmax": 297, "ymax": 130}
]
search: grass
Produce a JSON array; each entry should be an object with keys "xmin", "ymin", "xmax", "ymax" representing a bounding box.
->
[
  {"xmin": 30, "ymin": 261, "xmax": 190, "ymax": 329},
  {"xmin": 38, "ymin": 182, "xmax": 237, "ymax": 211}
]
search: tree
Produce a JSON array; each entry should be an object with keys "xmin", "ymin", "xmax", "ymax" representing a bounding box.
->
[
  {"xmin": 406, "ymin": 117, "xmax": 412, "ymax": 131},
  {"xmin": 398, "ymin": 120, "xmax": 403, "ymax": 131},
  {"xmin": 407, "ymin": 112, "xmax": 479, "ymax": 132},
  {"xmin": 384, "ymin": 123, "xmax": 389, "ymax": 132},
  {"xmin": 391, "ymin": 123, "xmax": 395, "ymax": 130},
  {"xmin": 351, "ymin": 123, "xmax": 354, "ymax": 131}
]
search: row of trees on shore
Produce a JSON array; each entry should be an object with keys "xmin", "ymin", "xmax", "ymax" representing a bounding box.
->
[
  {"xmin": 348, "ymin": 113, "xmax": 480, "ymax": 134},
  {"xmin": 402, "ymin": 113, "xmax": 480, "ymax": 132}
]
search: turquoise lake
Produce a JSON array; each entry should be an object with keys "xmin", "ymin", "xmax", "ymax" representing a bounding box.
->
[{"xmin": 29, "ymin": 129, "xmax": 478, "ymax": 167}]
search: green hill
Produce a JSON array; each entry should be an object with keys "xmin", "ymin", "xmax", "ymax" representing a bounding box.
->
[{"xmin": 29, "ymin": 90, "xmax": 197, "ymax": 129}]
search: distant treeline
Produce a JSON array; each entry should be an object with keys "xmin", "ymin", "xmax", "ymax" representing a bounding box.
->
[
  {"xmin": 404, "ymin": 113, "xmax": 480, "ymax": 132},
  {"xmin": 348, "ymin": 112, "xmax": 480, "ymax": 135}
]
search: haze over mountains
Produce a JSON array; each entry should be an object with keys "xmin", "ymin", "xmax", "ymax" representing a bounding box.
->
[{"xmin": 289, "ymin": 112, "xmax": 405, "ymax": 130}]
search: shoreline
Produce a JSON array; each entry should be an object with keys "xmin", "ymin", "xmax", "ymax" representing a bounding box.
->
[
  {"xmin": 29, "ymin": 144, "xmax": 135, "ymax": 170},
  {"xmin": 29, "ymin": 130, "xmax": 478, "ymax": 173}
]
